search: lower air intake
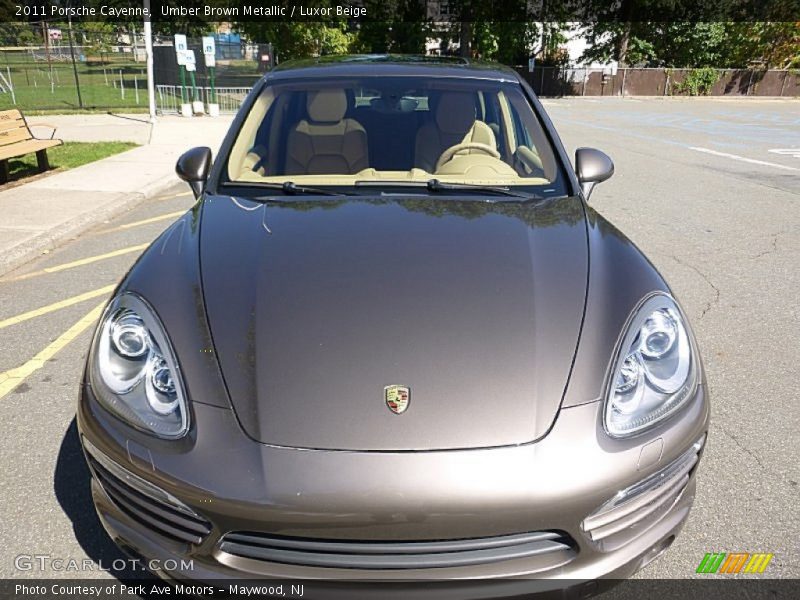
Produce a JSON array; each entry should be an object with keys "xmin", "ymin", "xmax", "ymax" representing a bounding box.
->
[{"xmin": 218, "ymin": 530, "xmax": 577, "ymax": 570}]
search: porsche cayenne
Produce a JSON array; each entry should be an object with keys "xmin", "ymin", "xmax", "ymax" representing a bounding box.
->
[{"xmin": 78, "ymin": 56, "xmax": 709, "ymax": 595}]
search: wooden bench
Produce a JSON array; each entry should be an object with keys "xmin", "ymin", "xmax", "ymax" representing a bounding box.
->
[{"xmin": 0, "ymin": 109, "xmax": 62, "ymax": 184}]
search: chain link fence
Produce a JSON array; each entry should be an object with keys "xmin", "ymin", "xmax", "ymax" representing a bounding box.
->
[{"xmin": 0, "ymin": 22, "xmax": 266, "ymax": 112}]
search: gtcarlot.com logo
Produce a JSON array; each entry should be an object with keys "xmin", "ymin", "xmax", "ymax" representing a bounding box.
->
[
  {"xmin": 14, "ymin": 554, "xmax": 193, "ymax": 572},
  {"xmin": 697, "ymin": 552, "xmax": 773, "ymax": 574}
]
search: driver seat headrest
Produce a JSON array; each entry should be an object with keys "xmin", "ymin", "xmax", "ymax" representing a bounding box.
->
[{"xmin": 307, "ymin": 89, "xmax": 348, "ymax": 123}]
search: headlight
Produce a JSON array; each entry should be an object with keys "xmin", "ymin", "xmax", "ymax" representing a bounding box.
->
[
  {"xmin": 89, "ymin": 293, "xmax": 189, "ymax": 438},
  {"xmin": 604, "ymin": 293, "xmax": 697, "ymax": 437}
]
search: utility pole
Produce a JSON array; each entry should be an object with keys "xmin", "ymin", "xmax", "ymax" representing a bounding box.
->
[{"xmin": 143, "ymin": 2, "xmax": 156, "ymax": 122}]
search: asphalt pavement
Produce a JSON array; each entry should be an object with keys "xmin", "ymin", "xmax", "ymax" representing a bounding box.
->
[
  {"xmin": 0, "ymin": 98, "xmax": 797, "ymax": 583},
  {"xmin": 544, "ymin": 97, "xmax": 799, "ymax": 578}
]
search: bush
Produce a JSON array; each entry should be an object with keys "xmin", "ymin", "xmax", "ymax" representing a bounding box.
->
[{"xmin": 672, "ymin": 68, "xmax": 721, "ymax": 96}]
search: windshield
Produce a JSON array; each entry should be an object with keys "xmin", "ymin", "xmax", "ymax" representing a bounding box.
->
[{"xmin": 225, "ymin": 76, "xmax": 567, "ymax": 195}]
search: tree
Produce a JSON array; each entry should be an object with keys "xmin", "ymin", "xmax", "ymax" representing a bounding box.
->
[
  {"xmin": 471, "ymin": 22, "xmax": 541, "ymax": 64},
  {"xmin": 351, "ymin": 0, "xmax": 431, "ymax": 54},
  {"xmin": 237, "ymin": 22, "xmax": 353, "ymax": 61},
  {"xmin": 0, "ymin": 21, "xmax": 38, "ymax": 47},
  {"xmin": 721, "ymin": 22, "xmax": 800, "ymax": 69},
  {"xmin": 579, "ymin": 20, "xmax": 800, "ymax": 69}
]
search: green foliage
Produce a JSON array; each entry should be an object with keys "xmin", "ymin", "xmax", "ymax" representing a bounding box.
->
[
  {"xmin": 672, "ymin": 67, "xmax": 721, "ymax": 96},
  {"xmin": 471, "ymin": 22, "xmax": 542, "ymax": 65},
  {"xmin": 236, "ymin": 21, "xmax": 353, "ymax": 61},
  {"xmin": 317, "ymin": 25, "xmax": 352, "ymax": 56},
  {"xmin": 75, "ymin": 22, "xmax": 117, "ymax": 54},
  {"xmin": 352, "ymin": 0, "xmax": 431, "ymax": 54},
  {"xmin": 579, "ymin": 22, "xmax": 726, "ymax": 67},
  {"xmin": 720, "ymin": 22, "xmax": 800, "ymax": 69},
  {"xmin": 0, "ymin": 21, "xmax": 38, "ymax": 47},
  {"xmin": 579, "ymin": 21, "xmax": 800, "ymax": 69}
]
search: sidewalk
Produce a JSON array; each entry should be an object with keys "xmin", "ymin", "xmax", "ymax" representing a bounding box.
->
[{"xmin": 0, "ymin": 114, "xmax": 233, "ymax": 276}]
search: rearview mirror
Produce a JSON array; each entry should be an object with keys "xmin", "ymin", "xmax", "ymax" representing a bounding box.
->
[
  {"xmin": 575, "ymin": 148, "xmax": 614, "ymax": 200},
  {"xmin": 176, "ymin": 147, "xmax": 212, "ymax": 199}
]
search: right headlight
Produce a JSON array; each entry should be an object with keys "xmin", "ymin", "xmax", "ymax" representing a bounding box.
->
[
  {"xmin": 604, "ymin": 293, "xmax": 698, "ymax": 437},
  {"xmin": 88, "ymin": 292, "xmax": 189, "ymax": 439}
]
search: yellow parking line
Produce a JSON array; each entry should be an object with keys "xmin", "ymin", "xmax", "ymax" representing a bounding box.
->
[
  {"xmin": 0, "ymin": 301, "xmax": 105, "ymax": 400},
  {"xmin": 0, "ymin": 284, "xmax": 115, "ymax": 330},
  {"xmin": 1, "ymin": 244, "xmax": 149, "ymax": 282},
  {"xmin": 95, "ymin": 210, "xmax": 186, "ymax": 234}
]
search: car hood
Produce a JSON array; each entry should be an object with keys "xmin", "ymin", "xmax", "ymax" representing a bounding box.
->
[{"xmin": 199, "ymin": 194, "xmax": 588, "ymax": 451}]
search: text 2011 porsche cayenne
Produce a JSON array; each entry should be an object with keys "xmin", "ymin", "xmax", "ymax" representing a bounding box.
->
[{"xmin": 78, "ymin": 56, "xmax": 708, "ymax": 594}]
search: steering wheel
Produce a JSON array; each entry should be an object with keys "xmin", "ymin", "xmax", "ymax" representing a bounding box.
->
[{"xmin": 435, "ymin": 142, "xmax": 500, "ymax": 172}]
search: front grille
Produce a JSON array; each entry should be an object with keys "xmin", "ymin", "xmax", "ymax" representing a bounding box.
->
[
  {"xmin": 582, "ymin": 436, "xmax": 705, "ymax": 550},
  {"xmin": 84, "ymin": 441, "xmax": 211, "ymax": 545},
  {"xmin": 218, "ymin": 530, "xmax": 576, "ymax": 570}
]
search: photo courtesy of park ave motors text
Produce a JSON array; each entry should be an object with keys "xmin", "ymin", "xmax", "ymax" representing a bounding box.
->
[{"xmin": 0, "ymin": 1, "xmax": 797, "ymax": 598}]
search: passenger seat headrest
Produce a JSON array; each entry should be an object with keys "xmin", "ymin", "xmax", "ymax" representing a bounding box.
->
[
  {"xmin": 307, "ymin": 89, "xmax": 348, "ymax": 123},
  {"xmin": 435, "ymin": 92, "xmax": 476, "ymax": 134}
]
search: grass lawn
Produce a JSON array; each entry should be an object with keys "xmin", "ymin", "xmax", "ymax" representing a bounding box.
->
[{"xmin": 4, "ymin": 141, "xmax": 138, "ymax": 184}]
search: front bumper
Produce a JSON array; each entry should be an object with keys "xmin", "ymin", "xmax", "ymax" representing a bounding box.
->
[{"xmin": 77, "ymin": 382, "xmax": 709, "ymax": 595}]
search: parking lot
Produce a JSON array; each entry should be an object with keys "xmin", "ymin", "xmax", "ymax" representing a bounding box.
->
[{"xmin": 0, "ymin": 97, "xmax": 797, "ymax": 581}]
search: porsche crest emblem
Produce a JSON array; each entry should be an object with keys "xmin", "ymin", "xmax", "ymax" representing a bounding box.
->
[{"xmin": 384, "ymin": 385, "xmax": 410, "ymax": 414}]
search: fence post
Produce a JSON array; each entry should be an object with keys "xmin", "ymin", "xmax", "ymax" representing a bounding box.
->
[
  {"xmin": 5, "ymin": 67, "xmax": 16, "ymax": 105},
  {"xmin": 66, "ymin": 17, "xmax": 83, "ymax": 109},
  {"xmin": 134, "ymin": 74, "xmax": 139, "ymax": 104},
  {"xmin": 119, "ymin": 70, "xmax": 124, "ymax": 99}
]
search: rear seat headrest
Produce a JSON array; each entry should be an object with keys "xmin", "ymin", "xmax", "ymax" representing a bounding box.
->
[{"xmin": 435, "ymin": 92, "xmax": 476, "ymax": 134}]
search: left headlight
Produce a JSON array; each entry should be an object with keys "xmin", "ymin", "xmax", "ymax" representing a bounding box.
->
[
  {"xmin": 89, "ymin": 293, "xmax": 189, "ymax": 439},
  {"xmin": 604, "ymin": 293, "xmax": 698, "ymax": 437}
]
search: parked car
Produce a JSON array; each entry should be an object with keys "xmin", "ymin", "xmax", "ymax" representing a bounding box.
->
[{"xmin": 78, "ymin": 55, "xmax": 708, "ymax": 594}]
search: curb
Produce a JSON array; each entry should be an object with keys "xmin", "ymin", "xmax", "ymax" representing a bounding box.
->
[{"xmin": 0, "ymin": 174, "xmax": 179, "ymax": 278}]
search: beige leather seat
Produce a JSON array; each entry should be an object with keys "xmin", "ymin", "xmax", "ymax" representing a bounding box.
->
[
  {"xmin": 455, "ymin": 121, "xmax": 498, "ymax": 156},
  {"xmin": 436, "ymin": 121, "xmax": 516, "ymax": 177},
  {"xmin": 414, "ymin": 92, "xmax": 476, "ymax": 173},
  {"xmin": 286, "ymin": 90, "xmax": 369, "ymax": 175},
  {"xmin": 242, "ymin": 144, "xmax": 268, "ymax": 175}
]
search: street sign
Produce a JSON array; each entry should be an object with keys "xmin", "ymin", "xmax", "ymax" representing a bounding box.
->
[
  {"xmin": 174, "ymin": 34, "xmax": 188, "ymax": 66},
  {"xmin": 184, "ymin": 50, "xmax": 196, "ymax": 72},
  {"xmin": 202, "ymin": 36, "xmax": 215, "ymax": 56},
  {"xmin": 202, "ymin": 36, "xmax": 216, "ymax": 68}
]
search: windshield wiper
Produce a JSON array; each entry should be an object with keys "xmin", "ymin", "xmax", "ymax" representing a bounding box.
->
[
  {"xmin": 426, "ymin": 179, "xmax": 541, "ymax": 200},
  {"xmin": 354, "ymin": 179, "xmax": 541, "ymax": 201},
  {"xmin": 226, "ymin": 181, "xmax": 354, "ymax": 197}
]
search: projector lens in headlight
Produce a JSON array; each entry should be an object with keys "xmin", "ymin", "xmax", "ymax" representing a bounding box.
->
[
  {"xmin": 606, "ymin": 294, "xmax": 697, "ymax": 437},
  {"xmin": 90, "ymin": 293, "xmax": 189, "ymax": 438}
]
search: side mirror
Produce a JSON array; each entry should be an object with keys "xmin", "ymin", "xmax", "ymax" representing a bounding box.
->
[
  {"xmin": 575, "ymin": 148, "xmax": 614, "ymax": 200},
  {"xmin": 176, "ymin": 147, "xmax": 212, "ymax": 199}
]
